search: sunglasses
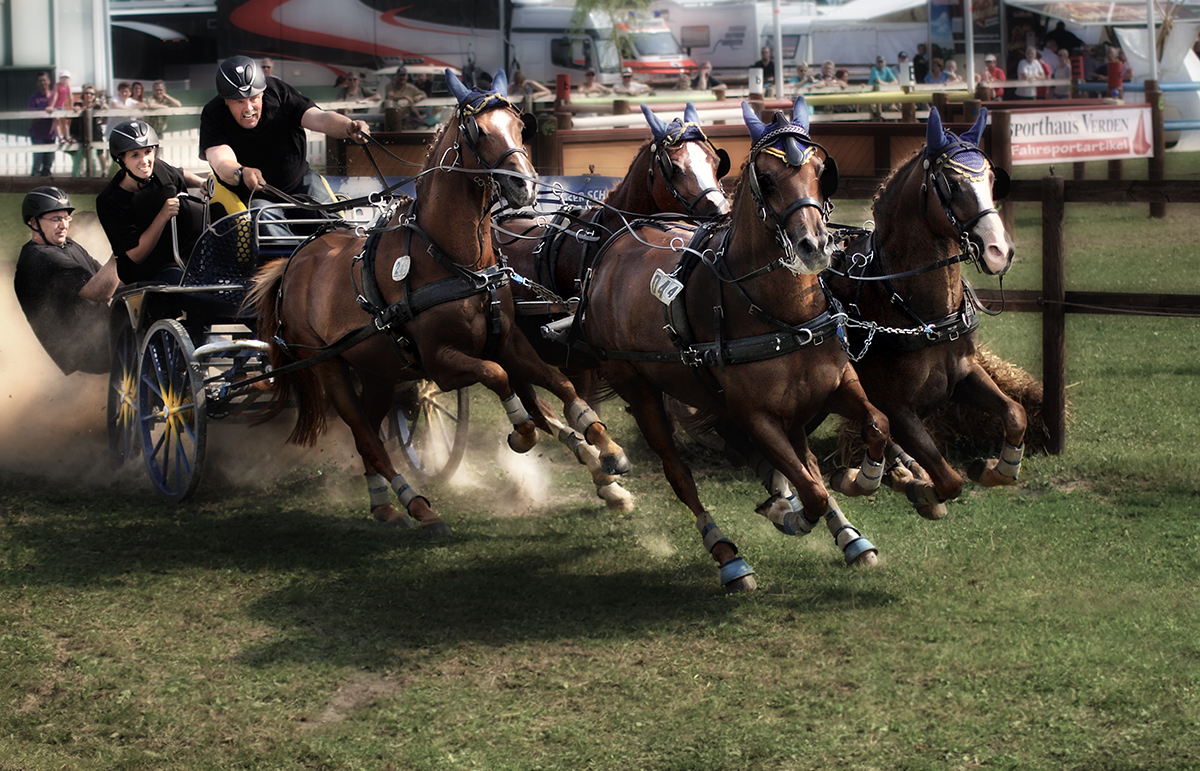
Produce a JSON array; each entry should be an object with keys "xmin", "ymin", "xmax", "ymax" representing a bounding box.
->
[{"xmin": 41, "ymin": 214, "xmax": 71, "ymax": 224}]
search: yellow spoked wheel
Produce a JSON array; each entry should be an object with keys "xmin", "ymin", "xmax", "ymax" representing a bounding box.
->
[
  {"xmin": 107, "ymin": 318, "xmax": 140, "ymax": 465},
  {"xmin": 384, "ymin": 380, "xmax": 470, "ymax": 481},
  {"xmin": 138, "ymin": 319, "xmax": 207, "ymax": 502}
]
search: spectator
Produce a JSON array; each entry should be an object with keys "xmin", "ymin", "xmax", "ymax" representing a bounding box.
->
[
  {"xmin": 68, "ymin": 85, "xmax": 107, "ymax": 177},
  {"xmin": 14, "ymin": 186, "xmax": 118, "ymax": 375},
  {"xmin": 613, "ymin": 67, "xmax": 651, "ymax": 96},
  {"xmin": 98, "ymin": 119, "xmax": 207, "ymax": 285},
  {"xmin": 817, "ymin": 59, "xmax": 838, "ymax": 86},
  {"xmin": 896, "ymin": 50, "xmax": 912, "ymax": 82},
  {"xmin": 511, "ymin": 69, "xmax": 552, "ymax": 98},
  {"xmin": 1041, "ymin": 39, "xmax": 1060, "ymax": 74},
  {"xmin": 832, "ymin": 68, "xmax": 851, "ymax": 88},
  {"xmin": 1118, "ymin": 49, "xmax": 1134, "ymax": 81},
  {"xmin": 577, "ymin": 69, "xmax": 611, "ymax": 96},
  {"xmin": 260, "ymin": 58, "xmax": 275, "ymax": 79},
  {"xmin": 913, "ymin": 43, "xmax": 929, "ymax": 83},
  {"xmin": 924, "ymin": 57, "xmax": 949, "ymax": 84},
  {"xmin": 145, "ymin": 80, "xmax": 183, "ymax": 134},
  {"xmin": 789, "ymin": 61, "xmax": 818, "ymax": 90},
  {"xmin": 751, "ymin": 45, "xmax": 775, "ymax": 84},
  {"xmin": 201, "ymin": 55, "xmax": 370, "ymax": 227},
  {"xmin": 1046, "ymin": 21, "xmax": 1083, "ymax": 53},
  {"xmin": 1054, "ymin": 48, "xmax": 1073, "ymax": 98},
  {"xmin": 336, "ymin": 71, "xmax": 381, "ymax": 115},
  {"xmin": 130, "ymin": 81, "xmax": 147, "ymax": 104},
  {"xmin": 383, "ymin": 66, "xmax": 427, "ymax": 128},
  {"xmin": 114, "ymin": 82, "xmax": 142, "ymax": 108},
  {"xmin": 53, "ymin": 70, "xmax": 73, "ymax": 145},
  {"xmin": 673, "ymin": 71, "xmax": 693, "ymax": 91},
  {"xmin": 692, "ymin": 61, "xmax": 723, "ymax": 90},
  {"xmin": 1081, "ymin": 46, "xmax": 1104, "ymax": 82},
  {"xmin": 976, "ymin": 53, "xmax": 1006, "ymax": 99},
  {"xmin": 944, "ymin": 60, "xmax": 964, "ymax": 83},
  {"xmin": 28, "ymin": 71, "xmax": 56, "ymax": 177},
  {"xmin": 868, "ymin": 55, "xmax": 897, "ymax": 87},
  {"xmin": 412, "ymin": 71, "xmax": 434, "ymax": 97},
  {"xmin": 1016, "ymin": 46, "xmax": 1045, "ymax": 99}
]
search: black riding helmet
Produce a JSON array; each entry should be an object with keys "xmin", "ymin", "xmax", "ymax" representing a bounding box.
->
[
  {"xmin": 109, "ymin": 119, "xmax": 159, "ymax": 164},
  {"xmin": 216, "ymin": 56, "xmax": 267, "ymax": 100},
  {"xmin": 22, "ymin": 186, "xmax": 74, "ymax": 228}
]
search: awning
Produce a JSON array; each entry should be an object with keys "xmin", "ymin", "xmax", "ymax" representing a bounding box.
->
[
  {"xmin": 1003, "ymin": 0, "xmax": 1200, "ymax": 26},
  {"xmin": 111, "ymin": 20, "xmax": 188, "ymax": 42},
  {"xmin": 817, "ymin": 0, "xmax": 925, "ymax": 22}
]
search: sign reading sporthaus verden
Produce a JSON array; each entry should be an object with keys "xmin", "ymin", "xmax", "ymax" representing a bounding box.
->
[{"xmin": 1007, "ymin": 106, "xmax": 1153, "ymax": 165}]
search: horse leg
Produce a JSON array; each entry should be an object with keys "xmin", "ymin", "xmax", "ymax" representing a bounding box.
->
[
  {"xmin": 534, "ymin": 395, "xmax": 634, "ymax": 510},
  {"xmin": 432, "ymin": 349, "xmax": 541, "ymax": 454},
  {"xmin": 615, "ymin": 374, "xmax": 755, "ymax": 592},
  {"xmin": 359, "ymin": 377, "xmax": 417, "ymax": 529},
  {"xmin": 822, "ymin": 367, "xmax": 890, "ymax": 498},
  {"xmin": 954, "ymin": 362, "xmax": 1029, "ymax": 487},
  {"xmin": 736, "ymin": 415, "xmax": 878, "ymax": 567},
  {"xmin": 886, "ymin": 408, "xmax": 958, "ymax": 520},
  {"xmin": 499, "ymin": 333, "xmax": 631, "ymax": 475},
  {"xmin": 316, "ymin": 362, "xmax": 448, "ymax": 537}
]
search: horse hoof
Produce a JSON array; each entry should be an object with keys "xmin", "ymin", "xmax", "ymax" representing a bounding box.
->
[
  {"xmin": 851, "ymin": 548, "xmax": 879, "ymax": 568},
  {"xmin": 601, "ymin": 451, "xmax": 632, "ymax": 476},
  {"xmin": 917, "ymin": 502, "xmax": 948, "ymax": 521},
  {"xmin": 596, "ymin": 482, "xmax": 634, "ymax": 511},
  {"xmin": 374, "ymin": 505, "xmax": 417, "ymax": 529},
  {"xmin": 421, "ymin": 520, "xmax": 453, "ymax": 539},
  {"xmin": 843, "ymin": 535, "xmax": 879, "ymax": 566},
  {"xmin": 719, "ymin": 556, "xmax": 756, "ymax": 592},
  {"xmin": 507, "ymin": 429, "xmax": 539, "ymax": 454}
]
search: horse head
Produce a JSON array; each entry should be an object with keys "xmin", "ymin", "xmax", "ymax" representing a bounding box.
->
[
  {"xmin": 740, "ymin": 97, "xmax": 838, "ymax": 273},
  {"xmin": 639, "ymin": 103, "xmax": 730, "ymax": 217},
  {"xmin": 445, "ymin": 68, "xmax": 539, "ymax": 208},
  {"xmin": 924, "ymin": 107, "xmax": 1014, "ymax": 276}
]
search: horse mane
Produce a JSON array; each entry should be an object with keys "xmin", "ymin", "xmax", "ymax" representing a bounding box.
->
[
  {"xmin": 602, "ymin": 140, "xmax": 652, "ymax": 207},
  {"xmin": 872, "ymin": 147, "xmax": 924, "ymax": 218}
]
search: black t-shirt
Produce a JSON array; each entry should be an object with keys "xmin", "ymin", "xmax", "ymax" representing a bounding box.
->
[
  {"xmin": 13, "ymin": 239, "xmax": 110, "ymax": 375},
  {"xmin": 96, "ymin": 159, "xmax": 200, "ymax": 284},
  {"xmin": 199, "ymin": 77, "xmax": 317, "ymax": 198}
]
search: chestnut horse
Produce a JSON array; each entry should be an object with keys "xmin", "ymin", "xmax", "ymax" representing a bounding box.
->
[
  {"xmin": 248, "ymin": 70, "xmax": 628, "ymax": 535},
  {"xmin": 577, "ymin": 99, "xmax": 890, "ymax": 592},
  {"xmin": 823, "ymin": 107, "xmax": 1023, "ymax": 519},
  {"xmin": 493, "ymin": 102, "xmax": 731, "ymax": 510}
]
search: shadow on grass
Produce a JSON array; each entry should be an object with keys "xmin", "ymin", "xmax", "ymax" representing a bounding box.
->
[{"xmin": 0, "ymin": 470, "xmax": 898, "ymax": 667}]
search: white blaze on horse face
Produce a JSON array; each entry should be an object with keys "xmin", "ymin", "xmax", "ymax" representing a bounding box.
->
[
  {"xmin": 682, "ymin": 143, "xmax": 730, "ymax": 215},
  {"xmin": 966, "ymin": 175, "xmax": 1015, "ymax": 276}
]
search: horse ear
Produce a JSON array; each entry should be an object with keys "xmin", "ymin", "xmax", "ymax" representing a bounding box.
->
[
  {"xmin": 742, "ymin": 101, "xmax": 766, "ymax": 142},
  {"xmin": 491, "ymin": 69, "xmax": 509, "ymax": 97},
  {"xmin": 446, "ymin": 69, "xmax": 471, "ymax": 104},
  {"xmin": 791, "ymin": 96, "xmax": 811, "ymax": 133},
  {"xmin": 641, "ymin": 103, "xmax": 668, "ymax": 140},
  {"xmin": 962, "ymin": 107, "xmax": 988, "ymax": 147},
  {"xmin": 925, "ymin": 106, "xmax": 945, "ymax": 156},
  {"xmin": 684, "ymin": 101, "xmax": 700, "ymax": 125}
]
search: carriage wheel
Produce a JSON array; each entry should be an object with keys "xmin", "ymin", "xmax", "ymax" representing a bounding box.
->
[
  {"xmin": 138, "ymin": 319, "xmax": 208, "ymax": 502},
  {"xmin": 386, "ymin": 381, "xmax": 470, "ymax": 481},
  {"xmin": 107, "ymin": 319, "xmax": 140, "ymax": 465}
]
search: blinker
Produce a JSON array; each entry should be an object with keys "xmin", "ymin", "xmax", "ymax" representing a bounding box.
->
[{"xmin": 784, "ymin": 136, "xmax": 806, "ymax": 167}]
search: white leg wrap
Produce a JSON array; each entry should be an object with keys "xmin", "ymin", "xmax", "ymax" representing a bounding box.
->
[
  {"xmin": 695, "ymin": 511, "xmax": 734, "ymax": 554},
  {"xmin": 501, "ymin": 391, "xmax": 530, "ymax": 427},
  {"xmin": 366, "ymin": 474, "xmax": 392, "ymax": 509},
  {"xmin": 556, "ymin": 425, "xmax": 598, "ymax": 467},
  {"xmin": 857, "ymin": 453, "xmax": 884, "ymax": 493},
  {"xmin": 566, "ymin": 399, "xmax": 603, "ymax": 437},
  {"xmin": 390, "ymin": 474, "xmax": 422, "ymax": 509},
  {"xmin": 824, "ymin": 498, "xmax": 878, "ymax": 564},
  {"xmin": 998, "ymin": 441, "xmax": 1024, "ymax": 481}
]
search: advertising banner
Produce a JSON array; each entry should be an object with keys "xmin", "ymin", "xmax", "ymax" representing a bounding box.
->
[{"xmin": 1007, "ymin": 105, "xmax": 1154, "ymax": 165}]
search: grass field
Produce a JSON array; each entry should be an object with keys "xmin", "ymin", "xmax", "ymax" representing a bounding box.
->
[{"xmin": 1, "ymin": 153, "xmax": 1199, "ymax": 769}]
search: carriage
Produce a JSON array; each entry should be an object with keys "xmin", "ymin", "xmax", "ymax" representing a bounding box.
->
[{"xmin": 103, "ymin": 185, "xmax": 472, "ymax": 502}]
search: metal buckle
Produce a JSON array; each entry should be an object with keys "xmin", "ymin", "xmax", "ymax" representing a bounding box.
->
[{"xmin": 681, "ymin": 347, "xmax": 704, "ymax": 367}]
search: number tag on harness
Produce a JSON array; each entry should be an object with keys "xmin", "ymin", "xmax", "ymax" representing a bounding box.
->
[
  {"xmin": 391, "ymin": 255, "xmax": 411, "ymax": 282},
  {"xmin": 650, "ymin": 268, "xmax": 684, "ymax": 306}
]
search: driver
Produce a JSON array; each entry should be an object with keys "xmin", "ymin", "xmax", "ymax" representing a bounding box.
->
[
  {"xmin": 199, "ymin": 56, "xmax": 370, "ymax": 215},
  {"xmin": 13, "ymin": 187, "xmax": 118, "ymax": 375},
  {"xmin": 96, "ymin": 119, "xmax": 207, "ymax": 285}
]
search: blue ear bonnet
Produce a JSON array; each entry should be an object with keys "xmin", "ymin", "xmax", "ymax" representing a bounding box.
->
[
  {"xmin": 446, "ymin": 67, "xmax": 516, "ymax": 114},
  {"xmin": 925, "ymin": 106, "xmax": 991, "ymax": 181},
  {"xmin": 741, "ymin": 97, "xmax": 817, "ymax": 166}
]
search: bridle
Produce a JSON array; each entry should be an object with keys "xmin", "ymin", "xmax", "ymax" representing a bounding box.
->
[
  {"xmin": 646, "ymin": 120, "xmax": 730, "ymax": 215},
  {"xmin": 921, "ymin": 138, "xmax": 1010, "ymax": 269},
  {"xmin": 745, "ymin": 118, "xmax": 839, "ymax": 265},
  {"xmin": 455, "ymin": 92, "xmax": 537, "ymax": 172}
]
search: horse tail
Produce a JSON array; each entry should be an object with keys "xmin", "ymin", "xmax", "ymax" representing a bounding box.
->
[{"xmin": 245, "ymin": 256, "xmax": 328, "ymax": 446}]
